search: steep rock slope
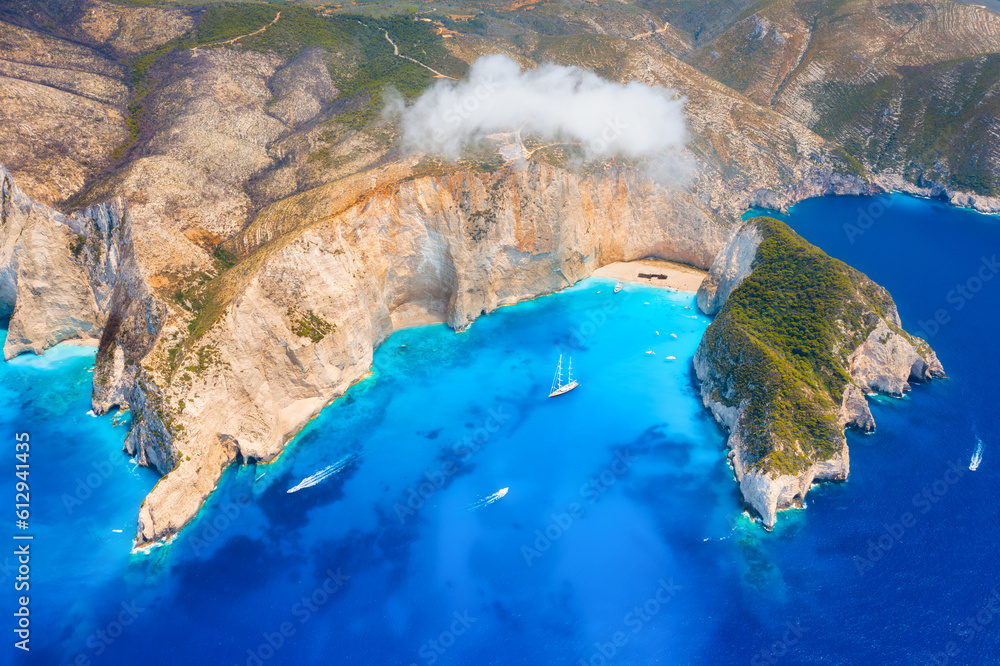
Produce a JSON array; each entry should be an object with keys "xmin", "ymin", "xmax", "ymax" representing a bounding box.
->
[
  {"xmin": 444, "ymin": 32, "xmax": 868, "ymax": 220},
  {"xmin": 71, "ymin": 2, "xmax": 194, "ymax": 57},
  {"xmin": 85, "ymin": 45, "xmax": 289, "ymax": 283},
  {"xmin": 687, "ymin": 0, "xmax": 1000, "ymax": 206},
  {"xmin": 0, "ymin": 167, "xmax": 100, "ymax": 357},
  {"xmin": 0, "ymin": 0, "xmax": 197, "ymax": 207},
  {"xmin": 694, "ymin": 217, "xmax": 945, "ymax": 527},
  {"xmin": 0, "ymin": 20, "xmax": 128, "ymax": 207},
  {"xmin": 0, "ymin": 166, "xmax": 151, "ymax": 364},
  {"xmin": 695, "ymin": 219, "xmax": 762, "ymax": 315}
]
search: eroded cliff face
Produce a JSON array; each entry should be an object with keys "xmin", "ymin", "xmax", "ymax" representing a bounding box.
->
[
  {"xmin": 696, "ymin": 221, "xmax": 762, "ymax": 315},
  {"xmin": 1, "ymin": 166, "xmax": 105, "ymax": 358},
  {"xmin": 1, "ymin": 164, "xmax": 170, "ymax": 472},
  {"xmin": 694, "ymin": 218, "xmax": 945, "ymax": 528}
]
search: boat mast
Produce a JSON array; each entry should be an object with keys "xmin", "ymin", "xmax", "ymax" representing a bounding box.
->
[
  {"xmin": 551, "ymin": 354, "xmax": 563, "ymax": 394},
  {"xmin": 568, "ymin": 357, "xmax": 573, "ymax": 384}
]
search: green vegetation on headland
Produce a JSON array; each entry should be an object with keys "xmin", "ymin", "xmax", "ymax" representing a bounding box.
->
[{"xmin": 700, "ymin": 217, "xmax": 898, "ymax": 477}]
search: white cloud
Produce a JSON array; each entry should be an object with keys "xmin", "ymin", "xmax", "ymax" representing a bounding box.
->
[{"xmin": 386, "ymin": 54, "xmax": 689, "ymax": 170}]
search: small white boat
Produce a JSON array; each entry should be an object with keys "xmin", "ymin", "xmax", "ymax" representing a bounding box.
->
[
  {"xmin": 468, "ymin": 487, "xmax": 510, "ymax": 511},
  {"xmin": 287, "ymin": 454, "xmax": 356, "ymax": 493},
  {"xmin": 970, "ymin": 437, "xmax": 984, "ymax": 471},
  {"xmin": 670, "ymin": 333, "xmax": 678, "ymax": 338},
  {"xmin": 614, "ymin": 281, "xmax": 624, "ymax": 293},
  {"xmin": 549, "ymin": 354, "xmax": 579, "ymax": 397},
  {"xmin": 646, "ymin": 348, "xmax": 655, "ymax": 355},
  {"xmin": 666, "ymin": 355, "xmax": 676, "ymax": 360}
]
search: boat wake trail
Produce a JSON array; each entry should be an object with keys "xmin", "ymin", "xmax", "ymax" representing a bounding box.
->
[
  {"xmin": 467, "ymin": 487, "xmax": 509, "ymax": 511},
  {"xmin": 287, "ymin": 454, "xmax": 357, "ymax": 493},
  {"xmin": 970, "ymin": 437, "xmax": 984, "ymax": 471}
]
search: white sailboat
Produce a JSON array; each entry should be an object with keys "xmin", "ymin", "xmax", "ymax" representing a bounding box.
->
[{"xmin": 548, "ymin": 354, "xmax": 579, "ymax": 398}]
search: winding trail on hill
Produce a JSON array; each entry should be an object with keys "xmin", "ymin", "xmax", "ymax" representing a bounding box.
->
[
  {"xmin": 192, "ymin": 11, "xmax": 282, "ymax": 56},
  {"xmin": 383, "ymin": 31, "xmax": 457, "ymax": 80},
  {"xmin": 630, "ymin": 22, "xmax": 672, "ymax": 40}
]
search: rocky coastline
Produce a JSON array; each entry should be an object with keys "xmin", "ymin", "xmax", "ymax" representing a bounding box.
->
[
  {"xmin": 1, "ymin": 157, "xmax": 957, "ymax": 544},
  {"xmin": 1, "ymin": 0, "xmax": 984, "ymax": 549}
]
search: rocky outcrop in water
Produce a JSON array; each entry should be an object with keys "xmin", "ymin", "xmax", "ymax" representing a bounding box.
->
[{"xmin": 694, "ymin": 217, "xmax": 945, "ymax": 528}]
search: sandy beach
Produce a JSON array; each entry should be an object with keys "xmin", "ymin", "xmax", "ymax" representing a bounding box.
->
[
  {"xmin": 593, "ymin": 259, "xmax": 707, "ymax": 293},
  {"xmin": 390, "ymin": 304, "xmax": 447, "ymax": 330},
  {"xmin": 62, "ymin": 337, "xmax": 100, "ymax": 348},
  {"xmin": 388, "ymin": 259, "xmax": 708, "ymax": 334}
]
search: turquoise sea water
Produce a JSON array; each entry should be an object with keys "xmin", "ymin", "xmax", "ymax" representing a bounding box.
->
[{"xmin": 2, "ymin": 193, "xmax": 999, "ymax": 665}]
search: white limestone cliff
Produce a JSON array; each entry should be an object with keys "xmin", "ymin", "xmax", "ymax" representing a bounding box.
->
[{"xmin": 696, "ymin": 221, "xmax": 763, "ymax": 316}]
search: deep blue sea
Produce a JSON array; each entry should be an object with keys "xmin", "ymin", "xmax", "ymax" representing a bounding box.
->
[{"xmin": 2, "ymin": 193, "xmax": 999, "ymax": 665}]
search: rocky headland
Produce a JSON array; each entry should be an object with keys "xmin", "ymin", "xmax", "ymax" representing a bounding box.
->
[{"xmin": 694, "ymin": 217, "xmax": 945, "ymax": 527}]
